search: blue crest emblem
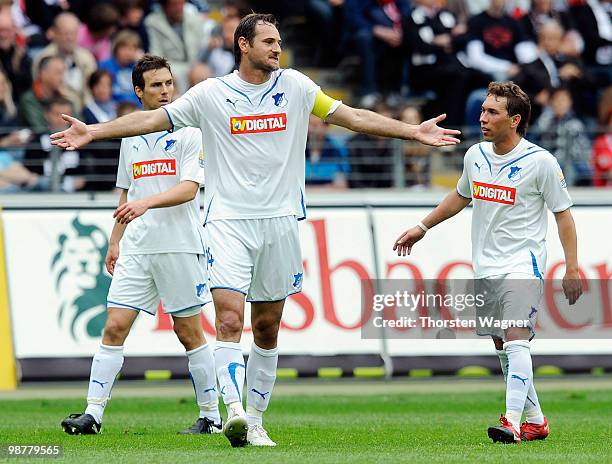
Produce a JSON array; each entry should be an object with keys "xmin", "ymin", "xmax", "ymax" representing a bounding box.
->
[
  {"xmin": 164, "ymin": 139, "xmax": 177, "ymax": 152},
  {"xmin": 272, "ymin": 92, "xmax": 287, "ymax": 107},
  {"xmin": 508, "ymin": 165, "xmax": 522, "ymax": 181}
]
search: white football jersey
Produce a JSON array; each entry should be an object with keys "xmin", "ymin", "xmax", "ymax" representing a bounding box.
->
[
  {"xmin": 457, "ymin": 138, "xmax": 572, "ymax": 278},
  {"xmin": 164, "ymin": 69, "xmax": 330, "ymax": 222},
  {"xmin": 116, "ymin": 127, "xmax": 205, "ymax": 255}
]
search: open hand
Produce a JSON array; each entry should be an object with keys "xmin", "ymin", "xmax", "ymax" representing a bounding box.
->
[
  {"xmin": 392, "ymin": 226, "xmax": 426, "ymax": 256},
  {"xmin": 414, "ymin": 114, "xmax": 461, "ymax": 147},
  {"xmin": 50, "ymin": 114, "xmax": 93, "ymax": 151}
]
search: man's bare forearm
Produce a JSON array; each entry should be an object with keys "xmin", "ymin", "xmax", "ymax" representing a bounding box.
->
[
  {"xmin": 328, "ymin": 106, "xmax": 418, "ymax": 140},
  {"xmin": 421, "ymin": 190, "xmax": 471, "ymax": 229},
  {"xmin": 143, "ymin": 181, "xmax": 199, "ymax": 209},
  {"xmin": 90, "ymin": 108, "xmax": 171, "ymax": 141},
  {"xmin": 555, "ymin": 209, "xmax": 579, "ymax": 271},
  {"xmin": 110, "ymin": 190, "xmax": 129, "ymax": 244}
]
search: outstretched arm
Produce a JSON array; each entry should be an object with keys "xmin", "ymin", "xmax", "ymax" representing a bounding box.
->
[
  {"xmin": 393, "ymin": 190, "xmax": 471, "ymax": 256},
  {"xmin": 554, "ymin": 208, "xmax": 582, "ymax": 305},
  {"xmin": 325, "ymin": 104, "xmax": 461, "ymax": 147},
  {"xmin": 50, "ymin": 108, "xmax": 172, "ymax": 151},
  {"xmin": 114, "ymin": 180, "xmax": 200, "ymax": 224}
]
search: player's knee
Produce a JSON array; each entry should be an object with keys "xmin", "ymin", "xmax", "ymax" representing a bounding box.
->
[
  {"xmin": 216, "ymin": 310, "xmax": 243, "ymax": 338},
  {"xmin": 252, "ymin": 316, "xmax": 280, "ymax": 344},
  {"xmin": 173, "ymin": 321, "xmax": 204, "ymax": 350},
  {"xmin": 102, "ymin": 317, "xmax": 131, "ymax": 344}
]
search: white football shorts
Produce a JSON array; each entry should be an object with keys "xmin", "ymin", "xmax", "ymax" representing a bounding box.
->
[
  {"xmin": 475, "ymin": 273, "xmax": 543, "ymax": 340},
  {"xmin": 203, "ymin": 215, "xmax": 304, "ymax": 302},
  {"xmin": 107, "ymin": 253, "xmax": 211, "ymax": 316}
]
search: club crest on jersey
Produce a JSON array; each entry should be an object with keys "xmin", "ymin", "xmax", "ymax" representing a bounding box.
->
[
  {"xmin": 132, "ymin": 159, "xmax": 177, "ymax": 179},
  {"xmin": 472, "ymin": 181, "xmax": 516, "ymax": 205},
  {"xmin": 199, "ymin": 150, "xmax": 205, "ymax": 168},
  {"xmin": 508, "ymin": 165, "xmax": 522, "ymax": 182},
  {"xmin": 164, "ymin": 139, "xmax": 177, "ymax": 153},
  {"xmin": 272, "ymin": 92, "xmax": 288, "ymax": 108},
  {"xmin": 230, "ymin": 113, "xmax": 287, "ymax": 134}
]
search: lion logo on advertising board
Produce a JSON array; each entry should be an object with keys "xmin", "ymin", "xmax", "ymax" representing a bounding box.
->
[{"xmin": 51, "ymin": 216, "xmax": 111, "ymax": 341}]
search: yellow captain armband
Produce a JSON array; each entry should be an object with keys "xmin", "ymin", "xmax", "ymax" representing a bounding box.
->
[{"xmin": 311, "ymin": 90, "xmax": 340, "ymax": 120}]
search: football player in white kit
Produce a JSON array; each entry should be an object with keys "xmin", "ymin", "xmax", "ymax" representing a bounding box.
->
[
  {"xmin": 61, "ymin": 56, "xmax": 222, "ymax": 436},
  {"xmin": 393, "ymin": 82, "xmax": 583, "ymax": 444},
  {"xmin": 51, "ymin": 14, "xmax": 461, "ymax": 447}
]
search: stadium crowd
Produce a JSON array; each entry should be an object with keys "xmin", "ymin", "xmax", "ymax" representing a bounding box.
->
[{"xmin": 0, "ymin": 0, "xmax": 610, "ymax": 192}]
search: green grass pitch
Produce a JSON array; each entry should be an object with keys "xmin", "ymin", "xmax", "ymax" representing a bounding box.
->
[{"xmin": 1, "ymin": 379, "xmax": 611, "ymax": 463}]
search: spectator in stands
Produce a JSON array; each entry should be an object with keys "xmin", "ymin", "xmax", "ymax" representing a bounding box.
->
[
  {"xmin": 0, "ymin": 11, "xmax": 32, "ymax": 101},
  {"xmin": 347, "ymin": 102, "xmax": 395, "ymax": 187},
  {"xmin": 403, "ymin": 0, "xmax": 491, "ymax": 125},
  {"xmin": 25, "ymin": 96, "xmax": 86, "ymax": 192},
  {"xmin": 99, "ymin": 30, "xmax": 143, "ymax": 105},
  {"xmin": 305, "ymin": 114, "xmax": 349, "ymax": 188},
  {"xmin": 304, "ymin": 0, "xmax": 346, "ymax": 67},
  {"xmin": 19, "ymin": 55, "xmax": 76, "ymax": 131},
  {"xmin": 78, "ymin": 2, "xmax": 120, "ymax": 62},
  {"xmin": 33, "ymin": 12, "xmax": 97, "ymax": 112},
  {"xmin": 187, "ymin": 61, "xmax": 213, "ymax": 88},
  {"xmin": 0, "ymin": 64, "xmax": 39, "ymax": 191},
  {"xmin": 465, "ymin": 0, "xmax": 537, "ymax": 81},
  {"xmin": 0, "ymin": 68, "xmax": 17, "ymax": 127},
  {"xmin": 518, "ymin": 0, "xmax": 579, "ymax": 55},
  {"xmin": 344, "ymin": 0, "xmax": 411, "ymax": 108},
  {"xmin": 534, "ymin": 86, "xmax": 592, "ymax": 186},
  {"xmin": 24, "ymin": 0, "xmax": 68, "ymax": 37},
  {"xmin": 568, "ymin": 0, "xmax": 611, "ymax": 77},
  {"xmin": 114, "ymin": 0, "xmax": 150, "ymax": 52},
  {"xmin": 515, "ymin": 20, "xmax": 596, "ymax": 119},
  {"xmin": 399, "ymin": 104, "xmax": 431, "ymax": 186},
  {"xmin": 0, "ymin": 148, "xmax": 44, "ymax": 192},
  {"xmin": 199, "ymin": 15, "xmax": 239, "ymax": 77},
  {"xmin": 145, "ymin": 0, "xmax": 207, "ymax": 94},
  {"xmin": 83, "ymin": 70, "xmax": 117, "ymax": 125},
  {"xmin": 222, "ymin": 0, "xmax": 251, "ymax": 19},
  {"xmin": 116, "ymin": 100, "xmax": 139, "ymax": 117},
  {"xmin": 592, "ymin": 98, "xmax": 612, "ymax": 187}
]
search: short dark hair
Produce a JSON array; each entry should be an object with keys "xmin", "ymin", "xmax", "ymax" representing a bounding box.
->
[
  {"xmin": 88, "ymin": 69, "xmax": 112, "ymax": 91},
  {"xmin": 45, "ymin": 96, "xmax": 72, "ymax": 112},
  {"xmin": 37, "ymin": 55, "xmax": 63, "ymax": 75},
  {"xmin": 233, "ymin": 13, "xmax": 278, "ymax": 66},
  {"xmin": 132, "ymin": 54, "xmax": 172, "ymax": 92},
  {"xmin": 487, "ymin": 81, "xmax": 531, "ymax": 136}
]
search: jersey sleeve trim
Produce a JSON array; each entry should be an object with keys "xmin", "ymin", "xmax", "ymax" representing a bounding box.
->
[
  {"xmin": 456, "ymin": 188, "xmax": 471, "ymax": 199},
  {"xmin": 161, "ymin": 107, "xmax": 174, "ymax": 132}
]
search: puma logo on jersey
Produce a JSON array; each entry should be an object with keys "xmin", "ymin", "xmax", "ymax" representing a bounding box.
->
[
  {"xmin": 132, "ymin": 159, "xmax": 177, "ymax": 179},
  {"xmin": 472, "ymin": 181, "xmax": 516, "ymax": 205},
  {"xmin": 225, "ymin": 98, "xmax": 238, "ymax": 108},
  {"xmin": 230, "ymin": 113, "xmax": 287, "ymax": 134}
]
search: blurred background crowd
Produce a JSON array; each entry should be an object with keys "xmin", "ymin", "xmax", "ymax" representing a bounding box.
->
[{"xmin": 0, "ymin": 0, "xmax": 610, "ymax": 192}]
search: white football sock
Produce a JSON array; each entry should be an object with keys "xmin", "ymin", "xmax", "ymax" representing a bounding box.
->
[
  {"xmin": 246, "ymin": 343, "xmax": 278, "ymax": 426},
  {"xmin": 524, "ymin": 380, "xmax": 545, "ymax": 424},
  {"xmin": 85, "ymin": 344, "xmax": 124, "ymax": 424},
  {"xmin": 214, "ymin": 341, "xmax": 245, "ymax": 407},
  {"xmin": 498, "ymin": 347, "xmax": 544, "ymax": 424},
  {"xmin": 187, "ymin": 343, "xmax": 220, "ymax": 423},
  {"xmin": 504, "ymin": 340, "xmax": 532, "ymax": 430},
  {"xmin": 496, "ymin": 349, "xmax": 508, "ymax": 380}
]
